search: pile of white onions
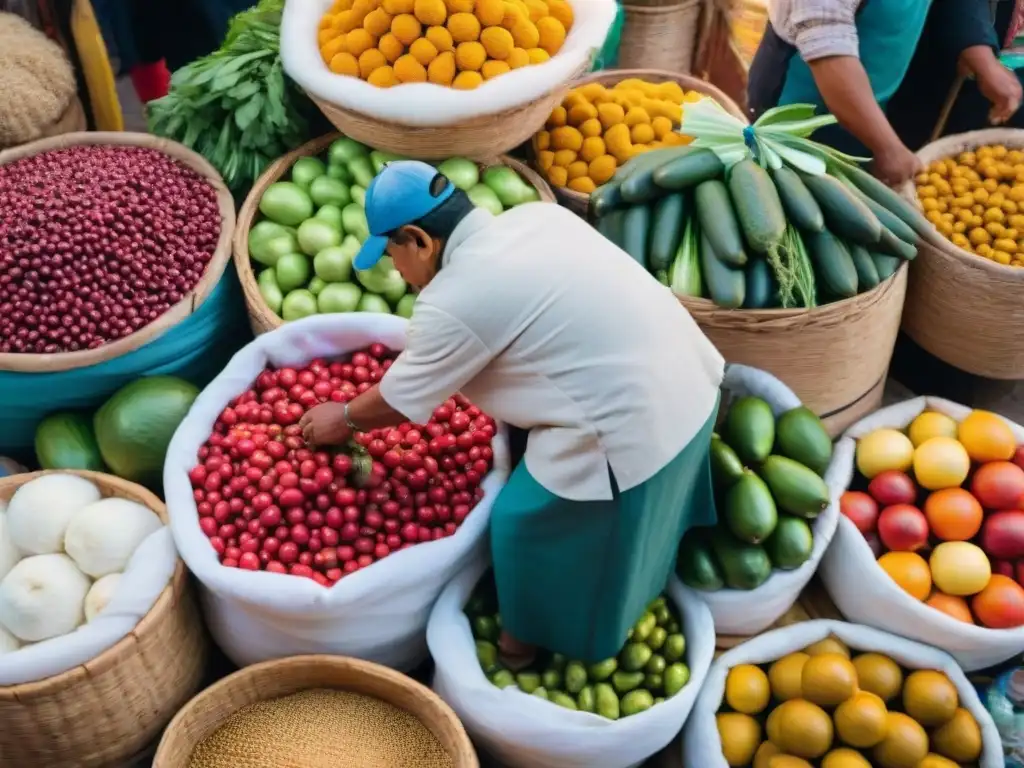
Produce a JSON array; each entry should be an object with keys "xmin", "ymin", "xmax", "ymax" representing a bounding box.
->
[{"xmin": 0, "ymin": 474, "xmax": 163, "ymax": 653}]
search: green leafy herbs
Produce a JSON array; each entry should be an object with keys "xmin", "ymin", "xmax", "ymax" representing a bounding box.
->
[{"xmin": 147, "ymin": 0, "xmax": 315, "ymax": 196}]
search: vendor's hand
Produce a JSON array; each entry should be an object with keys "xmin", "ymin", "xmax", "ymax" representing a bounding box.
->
[
  {"xmin": 299, "ymin": 402, "xmax": 352, "ymax": 447},
  {"xmin": 978, "ymin": 64, "xmax": 1023, "ymax": 124},
  {"xmin": 871, "ymin": 144, "xmax": 923, "ymax": 188}
]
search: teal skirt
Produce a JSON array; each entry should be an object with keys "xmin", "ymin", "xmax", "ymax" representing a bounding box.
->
[{"xmin": 490, "ymin": 401, "xmax": 718, "ymax": 662}]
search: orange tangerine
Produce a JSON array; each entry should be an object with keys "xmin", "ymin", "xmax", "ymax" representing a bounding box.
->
[
  {"xmin": 877, "ymin": 551, "xmax": 932, "ymax": 600},
  {"xmin": 958, "ymin": 409, "xmax": 1016, "ymax": 462},
  {"xmin": 923, "ymin": 488, "xmax": 983, "ymax": 541},
  {"xmin": 926, "ymin": 592, "xmax": 976, "ymax": 623}
]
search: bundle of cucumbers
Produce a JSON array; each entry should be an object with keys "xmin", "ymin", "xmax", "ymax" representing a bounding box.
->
[
  {"xmin": 589, "ymin": 124, "xmax": 933, "ymax": 310},
  {"xmin": 467, "ymin": 574, "xmax": 691, "ymax": 719},
  {"xmin": 678, "ymin": 398, "xmax": 833, "ymax": 591}
]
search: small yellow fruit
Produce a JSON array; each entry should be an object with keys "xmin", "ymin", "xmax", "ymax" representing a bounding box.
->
[
  {"xmin": 871, "ymin": 712, "xmax": 928, "ymax": 768},
  {"xmin": 908, "ymin": 411, "xmax": 958, "ymax": 447},
  {"xmin": 716, "ymin": 712, "xmax": 761, "ymax": 767},
  {"xmin": 768, "ymin": 652, "xmax": 809, "ymax": 701},
  {"xmin": 931, "ymin": 707, "xmax": 982, "ymax": 761},
  {"xmin": 902, "ymin": 670, "xmax": 959, "ymax": 726},
  {"xmin": 929, "ymin": 541, "xmax": 992, "ymax": 597},
  {"xmin": 851, "ymin": 653, "xmax": 903, "ymax": 702},
  {"xmin": 725, "ymin": 664, "xmax": 771, "ymax": 715},
  {"xmin": 753, "ymin": 741, "xmax": 782, "ymax": 768},
  {"xmin": 820, "ymin": 749, "xmax": 872, "ymax": 768},
  {"xmin": 913, "ymin": 436, "xmax": 970, "ymax": 490},
  {"xmin": 765, "ymin": 699, "xmax": 834, "ymax": 759},
  {"xmin": 804, "ymin": 637, "xmax": 850, "ymax": 658},
  {"xmin": 834, "ymin": 691, "xmax": 888, "ymax": 748},
  {"xmin": 801, "ymin": 654, "xmax": 858, "ymax": 709},
  {"xmin": 856, "ymin": 429, "xmax": 915, "ymax": 479}
]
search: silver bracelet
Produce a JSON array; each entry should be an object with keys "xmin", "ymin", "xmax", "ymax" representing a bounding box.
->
[{"xmin": 343, "ymin": 401, "xmax": 360, "ymax": 432}]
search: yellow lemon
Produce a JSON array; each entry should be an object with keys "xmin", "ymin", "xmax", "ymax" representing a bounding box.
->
[
  {"xmin": 725, "ymin": 664, "xmax": 771, "ymax": 715},
  {"xmin": 856, "ymin": 429, "xmax": 915, "ymax": 479},
  {"xmin": 871, "ymin": 712, "xmax": 929, "ymax": 768},
  {"xmin": 769, "ymin": 653, "xmax": 810, "ymax": 701},
  {"xmin": 902, "ymin": 670, "xmax": 959, "ymax": 726},
  {"xmin": 929, "ymin": 541, "xmax": 992, "ymax": 597},
  {"xmin": 801, "ymin": 654, "xmax": 858, "ymax": 709},
  {"xmin": 834, "ymin": 690, "xmax": 888, "ymax": 748},
  {"xmin": 908, "ymin": 411, "xmax": 959, "ymax": 447},
  {"xmin": 766, "ymin": 699, "xmax": 834, "ymax": 759},
  {"xmin": 716, "ymin": 712, "xmax": 761, "ymax": 767},
  {"xmin": 804, "ymin": 637, "xmax": 851, "ymax": 658},
  {"xmin": 851, "ymin": 653, "xmax": 903, "ymax": 702},
  {"xmin": 912, "ymin": 436, "xmax": 971, "ymax": 490},
  {"xmin": 753, "ymin": 741, "xmax": 782, "ymax": 768},
  {"xmin": 931, "ymin": 707, "xmax": 982, "ymax": 762},
  {"xmin": 821, "ymin": 749, "xmax": 872, "ymax": 768}
]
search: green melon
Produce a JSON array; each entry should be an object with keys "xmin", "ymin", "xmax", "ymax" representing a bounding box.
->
[
  {"xmin": 35, "ymin": 412, "xmax": 106, "ymax": 471},
  {"xmin": 94, "ymin": 376, "xmax": 199, "ymax": 487}
]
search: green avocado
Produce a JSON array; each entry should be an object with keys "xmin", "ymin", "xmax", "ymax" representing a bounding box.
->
[
  {"xmin": 677, "ymin": 530, "xmax": 725, "ymax": 590},
  {"xmin": 759, "ymin": 455, "xmax": 830, "ymax": 519},
  {"xmin": 725, "ymin": 470, "xmax": 779, "ymax": 544},
  {"xmin": 712, "ymin": 530, "xmax": 773, "ymax": 590},
  {"xmin": 765, "ymin": 515, "xmax": 815, "ymax": 570},
  {"xmin": 775, "ymin": 406, "xmax": 834, "ymax": 476},
  {"xmin": 722, "ymin": 396, "xmax": 776, "ymax": 465},
  {"xmin": 710, "ymin": 434, "xmax": 745, "ymax": 488}
]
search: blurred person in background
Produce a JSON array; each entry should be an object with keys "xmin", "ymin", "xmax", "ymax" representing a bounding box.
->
[{"xmin": 748, "ymin": 0, "xmax": 1023, "ymax": 186}]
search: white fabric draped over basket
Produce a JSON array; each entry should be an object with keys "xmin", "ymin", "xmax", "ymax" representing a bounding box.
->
[
  {"xmin": 821, "ymin": 396, "xmax": 1024, "ymax": 671},
  {"xmin": 683, "ymin": 619, "xmax": 1004, "ymax": 768},
  {"xmin": 280, "ymin": 0, "xmax": 617, "ymax": 126},
  {"xmin": 428, "ymin": 556, "xmax": 715, "ymax": 768},
  {"xmin": 697, "ymin": 364, "xmax": 842, "ymax": 636},
  {"xmin": 0, "ymin": 525, "xmax": 176, "ymax": 686},
  {"xmin": 163, "ymin": 314, "xmax": 510, "ymax": 671}
]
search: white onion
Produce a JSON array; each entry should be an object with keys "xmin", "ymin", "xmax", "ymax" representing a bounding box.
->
[
  {"xmin": 0, "ymin": 554, "xmax": 90, "ymax": 641},
  {"xmin": 6, "ymin": 474, "xmax": 101, "ymax": 555},
  {"xmin": 64, "ymin": 498, "xmax": 162, "ymax": 578},
  {"xmin": 0, "ymin": 625, "xmax": 18, "ymax": 655},
  {"xmin": 84, "ymin": 573, "xmax": 121, "ymax": 622},
  {"xmin": 0, "ymin": 513, "xmax": 19, "ymax": 582}
]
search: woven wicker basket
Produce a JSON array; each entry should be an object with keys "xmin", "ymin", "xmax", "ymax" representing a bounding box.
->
[
  {"xmin": 899, "ymin": 128, "xmax": 1024, "ymax": 379},
  {"xmin": 0, "ymin": 132, "xmax": 236, "ymax": 373},
  {"xmin": 537, "ymin": 68, "xmax": 747, "ymax": 217},
  {"xmin": 0, "ymin": 470, "xmax": 208, "ymax": 768},
  {"xmin": 233, "ymin": 133, "xmax": 556, "ymax": 335},
  {"xmin": 154, "ymin": 654, "xmax": 478, "ymax": 767},
  {"xmin": 309, "ymin": 59, "xmax": 589, "ymax": 160},
  {"xmin": 619, "ymin": 0, "xmax": 704, "ymax": 72},
  {"xmin": 680, "ymin": 264, "xmax": 909, "ymax": 437}
]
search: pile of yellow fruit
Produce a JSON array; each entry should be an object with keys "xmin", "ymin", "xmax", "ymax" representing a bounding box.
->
[
  {"xmin": 317, "ymin": 0, "xmax": 573, "ymax": 89},
  {"xmin": 914, "ymin": 144, "xmax": 1024, "ymax": 267},
  {"xmin": 531, "ymin": 78, "xmax": 705, "ymax": 195},
  {"xmin": 715, "ymin": 636, "xmax": 984, "ymax": 768}
]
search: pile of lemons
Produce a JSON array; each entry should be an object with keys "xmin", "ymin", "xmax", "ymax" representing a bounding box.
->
[
  {"xmin": 317, "ymin": 0, "xmax": 573, "ymax": 89},
  {"xmin": 914, "ymin": 145, "xmax": 1024, "ymax": 266},
  {"xmin": 716, "ymin": 636, "xmax": 984, "ymax": 768},
  {"xmin": 532, "ymin": 78, "xmax": 704, "ymax": 194}
]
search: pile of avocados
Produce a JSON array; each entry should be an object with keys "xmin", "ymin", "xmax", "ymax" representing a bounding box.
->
[{"xmin": 678, "ymin": 398, "xmax": 834, "ymax": 591}]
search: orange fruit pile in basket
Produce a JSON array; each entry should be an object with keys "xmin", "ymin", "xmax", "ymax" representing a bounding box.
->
[
  {"xmin": 840, "ymin": 408, "xmax": 1024, "ymax": 628},
  {"xmin": 317, "ymin": 0, "xmax": 573, "ymax": 89},
  {"xmin": 532, "ymin": 78, "xmax": 705, "ymax": 194},
  {"xmin": 914, "ymin": 145, "xmax": 1024, "ymax": 266},
  {"xmin": 715, "ymin": 635, "xmax": 984, "ymax": 768}
]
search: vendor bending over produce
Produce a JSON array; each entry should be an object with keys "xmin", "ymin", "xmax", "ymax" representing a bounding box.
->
[{"xmin": 299, "ymin": 161, "xmax": 724, "ymax": 667}]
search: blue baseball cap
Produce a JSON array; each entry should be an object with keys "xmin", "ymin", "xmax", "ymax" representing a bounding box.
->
[{"xmin": 353, "ymin": 160, "xmax": 456, "ymax": 271}]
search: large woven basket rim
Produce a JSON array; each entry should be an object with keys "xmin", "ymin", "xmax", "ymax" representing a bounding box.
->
[
  {"xmin": 545, "ymin": 68, "xmax": 749, "ymax": 209},
  {"xmin": 153, "ymin": 654, "xmax": 478, "ymax": 767},
  {"xmin": 678, "ymin": 261, "xmax": 908, "ymax": 330},
  {"xmin": 0, "ymin": 132, "xmax": 237, "ymax": 373},
  {"xmin": 0, "ymin": 469, "xmax": 184, "ymax": 699},
  {"xmin": 233, "ymin": 133, "xmax": 557, "ymax": 335},
  {"xmin": 900, "ymin": 127, "xmax": 1024, "ymax": 282}
]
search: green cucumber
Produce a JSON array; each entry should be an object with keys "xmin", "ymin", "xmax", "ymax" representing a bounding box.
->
[
  {"xmin": 771, "ymin": 166, "xmax": 824, "ymax": 233},
  {"xmin": 852, "ymin": 187, "xmax": 918, "ymax": 244},
  {"xmin": 801, "ymin": 172, "xmax": 883, "ymax": 246},
  {"xmin": 877, "ymin": 227, "xmax": 918, "ymax": 260},
  {"xmin": 848, "ymin": 243, "xmax": 880, "ymax": 291},
  {"xmin": 839, "ymin": 161, "xmax": 934, "ymax": 240},
  {"xmin": 728, "ymin": 159, "xmax": 787, "ymax": 255},
  {"xmin": 804, "ymin": 228, "xmax": 859, "ymax": 298},
  {"xmin": 743, "ymin": 257, "xmax": 776, "ymax": 308},
  {"xmin": 618, "ymin": 147, "xmax": 692, "ymax": 204},
  {"xmin": 695, "ymin": 180, "xmax": 747, "ymax": 267},
  {"xmin": 648, "ymin": 193, "xmax": 686, "ymax": 273},
  {"xmin": 621, "ymin": 205, "xmax": 651, "ymax": 267},
  {"xmin": 596, "ymin": 209, "xmax": 626, "ymax": 249},
  {"xmin": 669, "ymin": 216, "xmax": 703, "ymax": 298},
  {"xmin": 871, "ymin": 252, "xmax": 901, "ymax": 280},
  {"xmin": 651, "ymin": 148, "xmax": 725, "ymax": 191},
  {"xmin": 700, "ymin": 231, "xmax": 745, "ymax": 308}
]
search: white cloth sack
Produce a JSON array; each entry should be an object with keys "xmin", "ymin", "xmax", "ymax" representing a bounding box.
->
[
  {"xmin": 683, "ymin": 619, "xmax": 1004, "ymax": 768},
  {"xmin": 821, "ymin": 395, "xmax": 1024, "ymax": 671},
  {"xmin": 0, "ymin": 525, "xmax": 176, "ymax": 685},
  {"xmin": 281, "ymin": 0, "xmax": 617, "ymax": 127},
  {"xmin": 164, "ymin": 314, "xmax": 510, "ymax": 671},
  {"xmin": 697, "ymin": 364, "xmax": 842, "ymax": 636},
  {"xmin": 428, "ymin": 556, "xmax": 715, "ymax": 768}
]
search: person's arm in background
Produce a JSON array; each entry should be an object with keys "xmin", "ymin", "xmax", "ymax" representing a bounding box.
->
[
  {"xmin": 789, "ymin": 0, "xmax": 922, "ymax": 185},
  {"xmin": 931, "ymin": 0, "xmax": 1022, "ymax": 123}
]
